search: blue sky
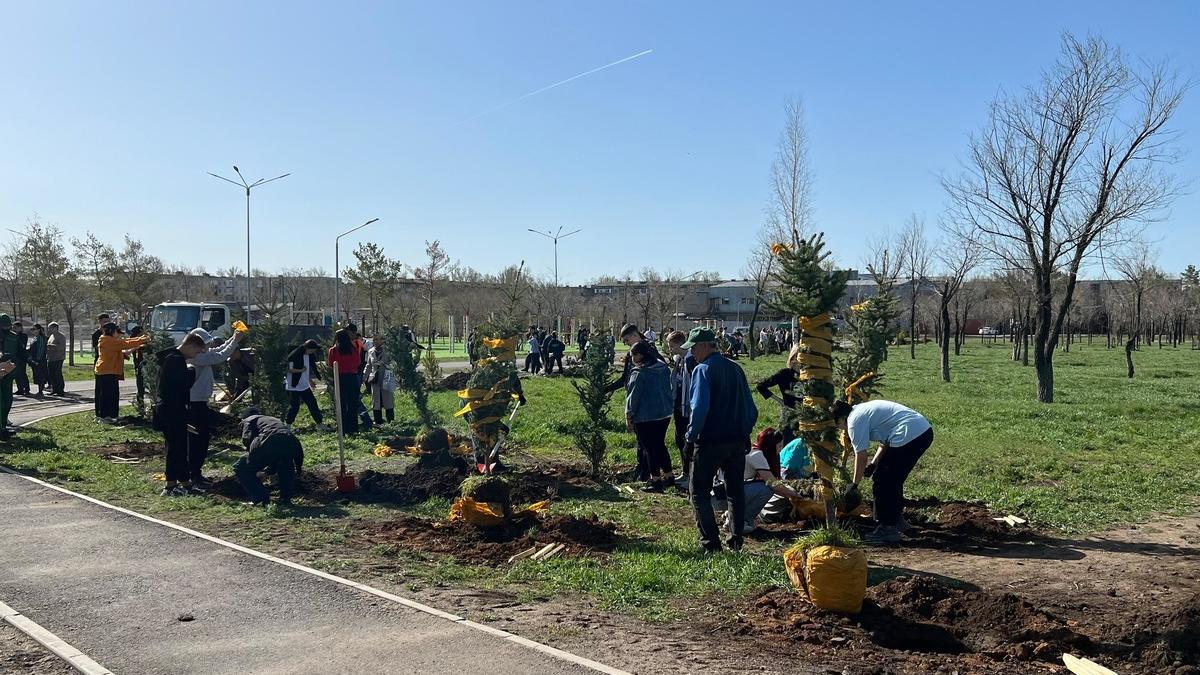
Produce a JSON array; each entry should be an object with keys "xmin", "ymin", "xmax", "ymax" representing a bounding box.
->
[{"xmin": 2, "ymin": 1, "xmax": 1198, "ymax": 284}]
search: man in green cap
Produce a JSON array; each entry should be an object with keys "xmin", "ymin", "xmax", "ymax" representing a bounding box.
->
[
  {"xmin": 681, "ymin": 326, "xmax": 758, "ymax": 553},
  {"xmin": 0, "ymin": 314, "xmax": 20, "ymax": 439}
]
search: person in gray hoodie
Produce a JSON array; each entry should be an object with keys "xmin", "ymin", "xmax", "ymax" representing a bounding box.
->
[
  {"xmin": 625, "ymin": 340, "xmax": 675, "ymax": 492},
  {"xmin": 45, "ymin": 322, "xmax": 67, "ymax": 396},
  {"xmin": 185, "ymin": 327, "xmax": 245, "ymax": 488}
]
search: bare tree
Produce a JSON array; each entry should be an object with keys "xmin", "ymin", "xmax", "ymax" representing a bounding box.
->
[
  {"xmin": 414, "ymin": 240, "xmax": 452, "ymax": 343},
  {"xmin": 933, "ymin": 234, "xmax": 983, "ymax": 382},
  {"xmin": 1113, "ymin": 240, "xmax": 1162, "ymax": 377},
  {"xmin": 20, "ymin": 220, "xmax": 85, "ymax": 364},
  {"xmin": 766, "ymin": 99, "xmax": 815, "ymax": 248},
  {"xmin": 944, "ymin": 34, "xmax": 1187, "ymax": 402},
  {"xmin": 898, "ymin": 215, "xmax": 931, "ymax": 357},
  {"xmin": 108, "ymin": 235, "xmax": 166, "ymax": 323},
  {"xmin": 743, "ymin": 232, "xmax": 776, "ymax": 360}
]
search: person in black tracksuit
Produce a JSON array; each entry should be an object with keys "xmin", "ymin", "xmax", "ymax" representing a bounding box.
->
[
  {"xmin": 155, "ymin": 333, "xmax": 204, "ymax": 496},
  {"xmin": 234, "ymin": 409, "xmax": 305, "ymax": 506},
  {"xmin": 544, "ymin": 333, "xmax": 565, "ymax": 374},
  {"xmin": 756, "ymin": 364, "xmax": 799, "ymax": 444},
  {"xmin": 12, "ymin": 322, "xmax": 29, "ymax": 396}
]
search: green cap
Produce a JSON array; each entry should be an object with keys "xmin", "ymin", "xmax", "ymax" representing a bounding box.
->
[
  {"xmin": 0, "ymin": 314, "xmax": 10, "ymax": 328},
  {"xmin": 680, "ymin": 326, "xmax": 716, "ymax": 349}
]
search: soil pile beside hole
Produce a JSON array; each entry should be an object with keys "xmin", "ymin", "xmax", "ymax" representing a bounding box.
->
[
  {"xmin": 440, "ymin": 371, "xmax": 470, "ymax": 391},
  {"xmin": 354, "ymin": 460, "xmax": 468, "ymax": 504},
  {"xmin": 507, "ymin": 464, "xmax": 599, "ymax": 503},
  {"xmin": 899, "ymin": 498, "xmax": 1035, "ymax": 546},
  {"xmin": 87, "ymin": 441, "xmax": 161, "ymax": 459},
  {"xmin": 736, "ymin": 575, "xmax": 1091, "ymax": 667},
  {"xmin": 1120, "ymin": 592, "xmax": 1200, "ymax": 669},
  {"xmin": 361, "ymin": 513, "xmax": 618, "ymax": 565},
  {"xmin": 536, "ymin": 515, "xmax": 618, "ymax": 551},
  {"xmin": 383, "ymin": 436, "xmax": 416, "ymax": 451}
]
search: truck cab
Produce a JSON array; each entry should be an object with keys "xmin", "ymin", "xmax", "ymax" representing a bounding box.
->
[{"xmin": 150, "ymin": 302, "xmax": 235, "ymax": 344}]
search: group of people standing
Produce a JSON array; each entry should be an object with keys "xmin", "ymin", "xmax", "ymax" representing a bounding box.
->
[
  {"xmin": 614, "ymin": 321, "xmax": 935, "ymax": 551},
  {"xmin": 521, "ymin": 327, "xmax": 566, "ymax": 375}
]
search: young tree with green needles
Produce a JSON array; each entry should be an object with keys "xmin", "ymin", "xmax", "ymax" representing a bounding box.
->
[{"xmin": 571, "ymin": 335, "xmax": 617, "ymax": 477}]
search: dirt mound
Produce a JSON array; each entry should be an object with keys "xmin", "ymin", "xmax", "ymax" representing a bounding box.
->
[
  {"xmin": 896, "ymin": 498, "xmax": 1035, "ymax": 546},
  {"xmin": 361, "ymin": 513, "xmax": 618, "ymax": 565},
  {"xmin": 737, "ymin": 575, "xmax": 1091, "ymax": 669},
  {"xmin": 440, "ymin": 371, "xmax": 470, "ymax": 391},
  {"xmin": 1120, "ymin": 593, "xmax": 1200, "ymax": 669},
  {"xmin": 86, "ymin": 441, "xmax": 161, "ymax": 460},
  {"xmin": 207, "ymin": 461, "xmax": 469, "ymax": 505},
  {"xmin": 507, "ymin": 464, "xmax": 598, "ymax": 503},
  {"xmin": 355, "ymin": 462, "xmax": 468, "ymax": 504}
]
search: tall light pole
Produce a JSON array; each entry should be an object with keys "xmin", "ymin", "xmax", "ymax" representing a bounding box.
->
[
  {"xmin": 335, "ymin": 218, "xmax": 379, "ymax": 323},
  {"xmin": 208, "ymin": 166, "xmax": 290, "ymax": 325},
  {"xmin": 526, "ymin": 226, "xmax": 581, "ymax": 290},
  {"xmin": 675, "ymin": 270, "xmax": 705, "ymax": 331},
  {"xmin": 527, "ymin": 226, "xmax": 581, "ymax": 334}
]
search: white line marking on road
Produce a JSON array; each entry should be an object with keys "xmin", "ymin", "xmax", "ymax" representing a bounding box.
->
[
  {"xmin": 1, "ymin": 443, "xmax": 631, "ymax": 675},
  {"xmin": 0, "ymin": 599, "xmax": 114, "ymax": 675}
]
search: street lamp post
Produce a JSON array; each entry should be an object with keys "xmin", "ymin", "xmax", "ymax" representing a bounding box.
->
[
  {"xmin": 335, "ymin": 218, "xmax": 380, "ymax": 324},
  {"xmin": 527, "ymin": 226, "xmax": 581, "ymax": 334},
  {"xmin": 208, "ymin": 166, "xmax": 290, "ymax": 325}
]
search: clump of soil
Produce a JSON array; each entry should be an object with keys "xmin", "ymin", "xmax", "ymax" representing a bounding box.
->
[
  {"xmin": 1120, "ymin": 592, "xmax": 1200, "ymax": 669},
  {"xmin": 86, "ymin": 441, "xmax": 161, "ymax": 460},
  {"xmin": 897, "ymin": 498, "xmax": 1036, "ymax": 547},
  {"xmin": 737, "ymin": 575, "xmax": 1092, "ymax": 669},
  {"xmin": 506, "ymin": 464, "xmax": 599, "ymax": 504},
  {"xmin": 361, "ymin": 513, "xmax": 618, "ymax": 565},
  {"xmin": 208, "ymin": 460, "xmax": 470, "ymax": 506},
  {"xmin": 440, "ymin": 371, "xmax": 470, "ymax": 391}
]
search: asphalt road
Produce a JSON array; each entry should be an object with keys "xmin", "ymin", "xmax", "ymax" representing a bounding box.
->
[
  {"xmin": 0, "ymin": 473, "xmax": 597, "ymax": 675},
  {"xmin": 6, "ymin": 381, "xmax": 138, "ymax": 427}
]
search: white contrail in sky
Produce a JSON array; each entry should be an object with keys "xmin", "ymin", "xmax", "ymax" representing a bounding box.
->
[{"xmin": 454, "ymin": 48, "xmax": 653, "ymax": 126}]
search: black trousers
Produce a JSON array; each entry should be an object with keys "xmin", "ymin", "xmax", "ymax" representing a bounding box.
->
[
  {"xmin": 673, "ymin": 407, "xmax": 693, "ymax": 478},
  {"xmin": 30, "ymin": 360, "xmax": 47, "ymax": 393},
  {"xmin": 163, "ymin": 421, "xmax": 189, "ymax": 483},
  {"xmin": 689, "ymin": 439, "xmax": 746, "ymax": 551},
  {"xmin": 633, "ymin": 417, "xmax": 673, "ymax": 477},
  {"xmin": 337, "ymin": 373, "xmax": 359, "ymax": 434},
  {"xmin": 286, "ymin": 389, "xmax": 323, "ymax": 425},
  {"xmin": 187, "ymin": 402, "xmax": 212, "ymax": 480},
  {"xmin": 872, "ymin": 427, "xmax": 934, "ymax": 527},
  {"xmin": 48, "ymin": 360, "xmax": 65, "ymax": 395},
  {"xmin": 14, "ymin": 362, "xmax": 28, "ymax": 394},
  {"xmin": 96, "ymin": 374, "xmax": 120, "ymax": 418},
  {"xmin": 545, "ymin": 354, "xmax": 563, "ymax": 373}
]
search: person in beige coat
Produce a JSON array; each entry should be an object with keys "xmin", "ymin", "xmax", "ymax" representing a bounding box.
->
[{"xmin": 45, "ymin": 322, "xmax": 67, "ymax": 396}]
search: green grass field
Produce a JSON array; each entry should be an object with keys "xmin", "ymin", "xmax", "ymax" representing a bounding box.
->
[{"xmin": 2, "ymin": 340, "xmax": 1198, "ymax": 619}]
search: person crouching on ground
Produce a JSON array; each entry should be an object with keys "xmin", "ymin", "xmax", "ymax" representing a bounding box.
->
[
  {"xmin": 682, "ymin": 327, "xmax": 758, "ymax": 553},
  {"xmin": 235, "ymin": 407, "xmax": 304, "ymax": 506},
  {"xmin": 830, "ymin": 398, "xmax": 934, "ymax": 544},
  {"xmin": 185, "ymin": 328, "xmax": 245, "ymax": 489},
  {"xmin": 155, "ymin": 332, "xmax": 205, "ymax": 496},
  {"xmin": 95, "ymin": 322, "xmax": 150, "ymax": 423},
  {"xmin": 625, "ymin": 340, "xmax": 675, "ymax": 492},
  {"xmin": 713, "ymin": 434, "xmax": 801, "ymax": 535}
]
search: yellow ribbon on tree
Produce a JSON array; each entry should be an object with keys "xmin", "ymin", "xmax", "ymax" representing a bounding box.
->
[
  {"xmin": 798, "ymin": 368, "xmax": 833, "ymax": 381},
  {"xmin": 844, "ymin": 370, "xmax": 876, "ymax": 404},
  {"xmin": 798, "ymin": 313, "xmax": 834, "ymax": 340},
  {"xmin": 793, "ymin": 352, "xmax": 832, "ymax": 368},
  {"xmin": 798, "ymin": 419, "xmax": 836, "ymax": 432},
  {"xmin": 803, "ymin": 396, "xmax": 829, "ymax": 408}
]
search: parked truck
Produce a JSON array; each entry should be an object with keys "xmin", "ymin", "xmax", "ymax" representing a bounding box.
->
[{"xmin": 150, "ymin": 302, "xmax": 236, "ymax": 344}]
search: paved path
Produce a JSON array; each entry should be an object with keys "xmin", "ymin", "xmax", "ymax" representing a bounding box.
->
[
  {"xmin": 7, "ymin": 382, "xmax": 137, "ymax": 427},
  {"xmin": 0, "ymin": 473, "xmax": 601, "ymax": 674}
]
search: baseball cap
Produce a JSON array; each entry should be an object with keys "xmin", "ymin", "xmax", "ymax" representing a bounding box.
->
[
  {"xmin": 680, "ymin": 327, "xmax": 716, "ymax": 348},
  {"xmin": 619, "ymin": 323, "xmax": 639, "ymax": 337},
  {"xmin": 188, "ymin": 328, "xmax": 214, "ymax": 344}
]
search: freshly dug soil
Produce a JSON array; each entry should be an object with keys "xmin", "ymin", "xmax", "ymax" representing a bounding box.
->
[
  {"xmin": 360, "ymin": 513, "xmax": 618, "ymax": 565},
  {"xmin": 507, "ymin": 464, "xmax": 599, "ymax": 504},
  {"xmin": 86, "ymin": 441, "xmax": 161, "ymax": 460},
  {"xmin": 208, "ymin": 460, "xmax": 470, "ymax": 505},
  {"xmin": 736, "ymin": 574, "xmax": 1200, "ymax": 674},
  {"xmin": 440, "ymin": 371, "xmax": 470, "ymax": 391}
]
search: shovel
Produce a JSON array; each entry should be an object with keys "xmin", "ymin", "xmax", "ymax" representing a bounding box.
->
[
  {"xmin": 219, "ymin": 387, "xmax": 252, "ymax": 415},
  {"xmin": 332, "ymin": 361, "xmax": 357, "ymax": 493},
  {"xmin": 483, "ymin": 400, "xmax": 521, "ymax": 475}
]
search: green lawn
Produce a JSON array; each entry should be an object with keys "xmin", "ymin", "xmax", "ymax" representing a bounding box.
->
[{"xmin": 2, "ymin": 340, "xmax": 1198, "ymax": 619}]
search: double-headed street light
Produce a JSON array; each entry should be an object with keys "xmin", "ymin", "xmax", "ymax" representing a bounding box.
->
[
  {"xmin": 526, "ymin": 226, "xmax": 581, "ymax": 289},
  {"xmin": 335, "ymin": 218, "xmax": 380, "ymax": 323},
  {"xmin": 208, "ymin": 166, "xmax": 290, "ymax": 325}
]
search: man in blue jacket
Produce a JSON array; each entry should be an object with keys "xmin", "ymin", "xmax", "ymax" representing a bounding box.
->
[{"xmin": 683, "ymin": 327, "xmax": 759, "ymax": 552}]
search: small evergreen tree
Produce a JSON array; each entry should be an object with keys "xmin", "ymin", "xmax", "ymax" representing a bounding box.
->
[
  {"xmin": 420, "ymin": 344, "xmax": 442, "ymax": 390},
  {"xmin": 140, "ymin": 331, "xmax": 175, "ymax": 415},
  {"xmin": 571, "ymin": 336, "xmax": 617, "ymax": 477},
  {"xmin": 382, "ymin": 325, "xmax": 435, "ymax": 429},
  {"xmin": 247, "ymin": 316, "xmax": 291, "ymax": 418}
]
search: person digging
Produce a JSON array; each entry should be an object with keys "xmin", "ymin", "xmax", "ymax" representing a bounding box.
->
[
  {"xmin": 830, "ymin": 398, "xmax": 934, "ymax": 545},
  {"xmin": 234, "ymin": 407, "xmax": 304, "ymax": 506}
]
